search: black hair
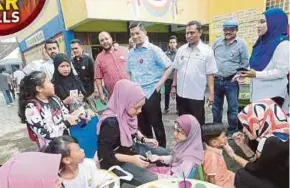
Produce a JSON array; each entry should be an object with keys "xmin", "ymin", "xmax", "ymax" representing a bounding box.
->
[
  {"xmin": 202, "ymin": 123, "xmax": 226, "ymax": 145},
  {"xmin": 18, "ymin": 71, "xmax": 46, "ymax": 123},
  {"xmin": 129, "ymin": 21, "xmax": 146, "ymax": 32},
  {"xmin": 44, "ymin": 136, "xmax": 78, "ymax": 169},
  {"xmin": 0, "ymin": 68, "xmax": 4, "ymax": 73},
  {"xmin": 71, "ymin": 39, "xmax": 83, "ymax": 46},
  {"xmin": 44, "ymin": 39, "xmax": 59, "ymax": 49},
  {"xmin": 186, "ymin": 20, "xmax": 202, "ymax": 32},
  {"xmin": 169, "ymin": 35, "xmax": 178, "ymax": 42}
]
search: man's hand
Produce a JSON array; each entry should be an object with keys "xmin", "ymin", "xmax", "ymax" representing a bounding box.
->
[
  {"xmin": 171, "ymin": 86, "xmax": 176, "ymax": 99},
  {"xmin": 155, "ymin": 82, "xmax": 162, "ymax": 93},
  {"xmin": 207, "ymin": 93, "xmax": 214, "ymax": 107}
]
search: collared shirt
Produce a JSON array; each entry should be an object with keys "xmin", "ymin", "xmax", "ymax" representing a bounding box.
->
[
  {"xmin": 165, "ymin": 50, "xmax": 177, "ymax": 79},
  {"xmin": 127, "ymin": 41, "xmax": 171, "ymax": 98},
  {"xmin": 213, "ymin": 36, "xmax": 249, "ymax": 77},
  {"xmin": 73, "ymin": 54, "xmax": 95, "ymax": 96},
  {"xmin": 95, "ymin": 47, "xmax": 129, "ymax": 97},
  {"xmin": 173, "ymin": 41, "xmax": 217, "ymax": 100},
  {"xmin": 204, "ymin": 145, "xmax": 235, "ymax": 188}
]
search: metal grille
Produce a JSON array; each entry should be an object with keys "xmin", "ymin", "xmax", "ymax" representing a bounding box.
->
[{"xmin": 266, "ymin": 0, "xmax": 289, "ymax": 12}]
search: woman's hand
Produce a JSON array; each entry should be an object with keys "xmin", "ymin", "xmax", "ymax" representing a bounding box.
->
[
  {"xmin": 240, "ymin": 69, "xmax": 256, "ymax": 78},
  {"xmin": 233, "ymin": 132, "xmax": 246, "ymax": 147},
  {"xmin": 131, "ymin": 155, "xmax": 149, "ymax": 168},
  {"xmin": 222, "ymin": 143, "xmax": 235, "ymax": 158},
  {"xmin": 63, "ymin": 96, "xmax": 73, "ymax": 105},
  {"xmin": 148, "ymin": 154, "xmax": 160, "ymax": 162},
  {"xmin": 66, "ymin": 114, "xmax": 79, "ymax": 125},
  {"xmin": 144, "ymin": 138, "xmax": 159, "ymax": 148}
]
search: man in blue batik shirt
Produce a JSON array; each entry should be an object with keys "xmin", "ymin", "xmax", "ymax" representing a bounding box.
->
[{"xmin": 127, "ymin": 21, "xmax": 172, "ymax": 148}]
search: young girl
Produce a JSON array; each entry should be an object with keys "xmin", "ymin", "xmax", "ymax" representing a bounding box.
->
[
  {"xmin": 45, "ymin": 135, "xmax": 106, "ymax": 188},
  {"xmin": 148, "ymin": 114, "xmax": 204, "ymax": 179},
  {"xmin": 18, "ymin": 71, "xmax": 78, "ymax": 148},
  {"xmin": 52, "ymin": 53, "xmax": 86, "ymax": 108}
]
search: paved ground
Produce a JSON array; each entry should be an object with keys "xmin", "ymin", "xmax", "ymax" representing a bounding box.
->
[{"xmin": 0, "ymin": 93, "xmax": 240, "ymax": 171}]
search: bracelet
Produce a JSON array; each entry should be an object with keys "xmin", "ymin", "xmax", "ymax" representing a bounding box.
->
[{"xmin": 141, "ymin": 136, "xmax": 146, "ymax": 143}]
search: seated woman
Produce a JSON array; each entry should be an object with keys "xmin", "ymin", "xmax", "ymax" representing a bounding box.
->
[
  {"xmin": 0, "ymin": 152, "xmax": 63, "ymax": 188},
  {"xmin": 18, "ymin": 71, "xmax": 78, "ymax": 148},
  {"xmin": 45, "ymin": 135, "xmax": 107, "ymax": 188},
  {"xmin": 148, "ymin": 114, "xmax": 204, "ymax": 179},
  {"xmin": 52, "ymin": 53, "xmax": 86, "ymax": 112},
  {"xmin": 223, "ymin": 99, "xmax": 289, "ymax": 188},
  {"xmin": 97, "ymin": 79, "xmax": 169, "ymax": 186}
]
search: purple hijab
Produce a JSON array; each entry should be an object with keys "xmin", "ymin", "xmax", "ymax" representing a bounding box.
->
[
  {"xmin": 171, "ymin": 115, "xmax": 204, "ymax": 168},
  {"xmin": 97, "ymin": 79, "xmax": 145, "ymax": 147}
]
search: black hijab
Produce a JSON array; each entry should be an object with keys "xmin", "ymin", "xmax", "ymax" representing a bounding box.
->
[{"xmin": 52, "ymin": 53, "xmax": 86, "ymax": 100}]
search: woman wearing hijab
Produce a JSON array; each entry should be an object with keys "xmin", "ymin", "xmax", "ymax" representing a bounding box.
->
[
  {"xmin": 97, "ymin": 79, "xmax": 169, "ymax": 186},
  {"xmin": 222, "ymin": 99, "xmax": 289, "ymax": 188},
  {"xmin": 148, "ymin": 114, "xmax": 204, "ymax": 179},
  {"xmin": 0, "ymin": 152, "xmax": 63, "ymax": 188},
  {"xmin": 240, "ymin": 8, "xmax": 289, "ymax": 109},
  {"xmin": 52, "ymin": 53, "xmax": 86, "ymax": 107}
]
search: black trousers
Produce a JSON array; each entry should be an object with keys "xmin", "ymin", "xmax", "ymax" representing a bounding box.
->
[
  {"xmin": 138, "ymin": 91, "xmax": 166, "ymax": 147},
  {"xmin": 164, "ymin": 79, "xmax": 173, "ymax": 110},
  {"xmin": 177, "ymin": 95, "xmax": 205, "ymax": 126},
  {"xmin": 235, "ymin": 168, "xmax": 279, "ymax": 188}
]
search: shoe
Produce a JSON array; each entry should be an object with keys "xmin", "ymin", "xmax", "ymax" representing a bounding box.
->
[
  {"xmin": 163, "ymin": 109, "xmax": 170, "ymax": 115},
  {"xmin": 11, "ymin": 102, "xmax": 14, "ymax": 105},
  {"xmin": 8, "ymin": 105, "xmax": 11, "ymax": 107}
]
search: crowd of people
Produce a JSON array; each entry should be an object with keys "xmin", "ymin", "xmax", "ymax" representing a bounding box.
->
[{"xmin": 0, "ymin": 7, "xmax": 289, "ymax": 188}]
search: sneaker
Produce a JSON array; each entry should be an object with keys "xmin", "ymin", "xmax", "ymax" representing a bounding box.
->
[
  {"xmin": 163, "ymin": 109, "xmax": 170, "ymax": 115},
  {"xmin": 8, "ymin": 105, "xmax": 11, "ymax": 108}
]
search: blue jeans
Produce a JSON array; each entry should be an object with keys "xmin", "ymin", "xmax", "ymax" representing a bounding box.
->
[
  {"xmin": 212, "ymin": 80, "xmax": 239, "ymax": 133},
  {"xmin": 1, "ymin": 89, "xmax": 13, "ymax": 105},
  {"xmin": 115, "ymin": 143, "xmax": 169, "ymax": 187}
]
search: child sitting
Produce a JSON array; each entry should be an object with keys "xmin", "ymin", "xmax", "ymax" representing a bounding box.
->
[
  {"xmin": 45, "ymin": 135, "xmax": 106, "ymax": 188},
  {"xmin": 203, "ymin": 123, "xmax": 235, "ymax": 188},
  {"xmin": 148, "ymin": 114, "xmax": 204, "ymax": 179}
]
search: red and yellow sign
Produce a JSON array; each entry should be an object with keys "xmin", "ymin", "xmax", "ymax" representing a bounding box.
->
[{"xmin": 0, "ymin": 0, "xmax": 46, "ymax": 36}]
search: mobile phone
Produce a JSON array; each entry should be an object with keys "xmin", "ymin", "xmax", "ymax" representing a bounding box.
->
[{"xmin": 236, "ymin": 67, "xmax": 249, "ymax": 72}]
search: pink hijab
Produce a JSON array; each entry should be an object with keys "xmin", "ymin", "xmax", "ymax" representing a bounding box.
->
[
  {"xmin": 0, "ymin": 152, "xmax": 61, "ymax": 188},
  {"xmin": 171, "ymin": 115, "xmax": 204, "ymax": 167},
  {"xmin": 97, "ymin": 79, "xmax": 145, "ymax": 147}
]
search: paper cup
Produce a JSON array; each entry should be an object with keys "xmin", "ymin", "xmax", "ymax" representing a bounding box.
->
[{"xmin": 178, "ymin": 180, "xmax": 192, "ymax": 188}]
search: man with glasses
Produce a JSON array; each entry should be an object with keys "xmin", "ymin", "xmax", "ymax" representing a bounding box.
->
[{"xmin": 212, "ymin": 20, "xmax": 249, "ymax": 135}]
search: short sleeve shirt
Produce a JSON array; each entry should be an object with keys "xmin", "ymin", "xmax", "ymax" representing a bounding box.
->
[
  {"xmin": 127, "ymin": 41, "xmax": 171, "ymax": 98},
  {"xmin": 204, "ymin": 145, "xmax": 234, "ymax": 188},
  {"xmin": 62, "ymin": 158, "xmax": 106, "ymax": 188},
  {"xmin": 173, "ymin": 41, "xmax": 217, "ymax": 100},
  {"xmin": 95, "ymin": 47, "xmax": 129, "ymax": 97}
]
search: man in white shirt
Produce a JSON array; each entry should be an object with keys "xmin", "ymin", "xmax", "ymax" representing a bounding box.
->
[
  {"xmin": 171, "ymin": 20, "xmax": 217, "ymax": 126},
  {"xmin": 40, "ymin": 39, "xmax": 59, "ymax": 80}
]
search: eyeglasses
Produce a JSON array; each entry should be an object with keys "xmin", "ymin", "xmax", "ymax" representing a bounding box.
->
[{"xmin": 174, "ymin": 122, "xmax": 184, "ymax": 134}]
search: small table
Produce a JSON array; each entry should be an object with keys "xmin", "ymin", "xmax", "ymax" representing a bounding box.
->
[{"xmin": 137, "ymin": 178, "xmax": 221, "ymax": 188}]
